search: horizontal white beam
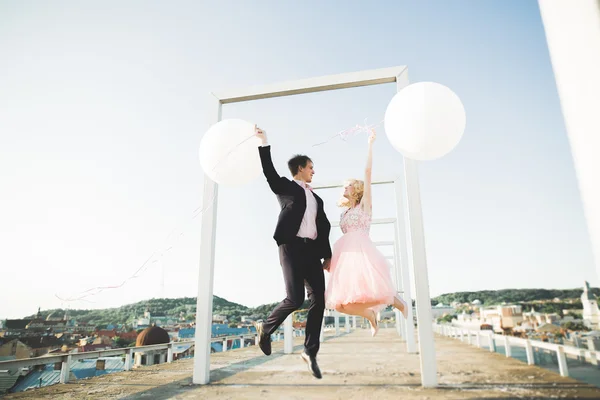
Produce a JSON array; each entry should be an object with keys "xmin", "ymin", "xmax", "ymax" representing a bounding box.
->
[
  {"xmin": 331, "ymin": 217, "xmax": 396, "ymax": 227},
  {"xmin": 312, "ymin": 178, "xmax": 398, "ymax": 190},
  {"xmin": 214, "ymin": 66, "xmax": 407, "ymax": 104},
  {"xmin": 374, "ymin": 241, "xmax": 394, "ymax": 246},
  {"xmin": 372, "ymin": 218, "xmax": 397, "ymax": 225}
]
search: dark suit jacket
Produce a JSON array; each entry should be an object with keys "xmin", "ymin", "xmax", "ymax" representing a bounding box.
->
[{"xmin": 258, "ymin": 145, "xmax": 332, "ymax": 260}]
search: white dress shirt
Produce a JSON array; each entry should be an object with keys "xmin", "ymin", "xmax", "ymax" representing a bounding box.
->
[
  {"xmin": 260, "ymin": 142, "xmax": 318, "ymax": 240},
  {"xmin": 294, "ymin": 179, "xmax": 318, "ymax": 240}
]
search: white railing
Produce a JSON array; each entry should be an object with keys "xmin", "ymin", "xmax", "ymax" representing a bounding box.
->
[
  {"xmin": 0, "ymin": 340, "xmax": 191, "ymax": 385},
  {"xmin": 434, "ymin": 323, "xmax": 600, "ymax": 378},
  {"xmin": 0, "ymin": 329, "xmax": 309, "ymax": 389}
]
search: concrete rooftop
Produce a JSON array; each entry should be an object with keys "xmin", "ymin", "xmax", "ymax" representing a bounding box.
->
[{"xmin": 4, "ymin": 328, "xmax": 600, "ymax": 399}]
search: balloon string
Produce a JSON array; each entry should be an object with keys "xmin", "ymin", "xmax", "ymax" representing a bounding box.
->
[
  {"xmin": 54, "ymin": 134, "xmax": 255, "ymax": 303},
  {"xmin": 312, "ymin": 119, "xmax": 383, "ymax": 147},
  {"xmin": 54, "ymin": 118, "xmax": 375, "ymax": 303},
  {"xmin": 209, "ymin": 133, "xmax": 257, "ymax": 177}
]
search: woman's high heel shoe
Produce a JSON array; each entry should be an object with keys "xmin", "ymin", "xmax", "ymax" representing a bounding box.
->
[{"xmin": 370, "ymin": 310, "xmax": 379, "ymax": 337}]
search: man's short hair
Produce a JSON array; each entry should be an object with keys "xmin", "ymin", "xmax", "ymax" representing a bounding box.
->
[{"xmin": 288, "ymin": 155, "xmax": 312, "ymax": 176}]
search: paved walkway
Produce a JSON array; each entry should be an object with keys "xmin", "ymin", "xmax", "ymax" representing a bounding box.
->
[{"xmin": 5, "ymin": 328, "xmax": 600, "ymax": 399}]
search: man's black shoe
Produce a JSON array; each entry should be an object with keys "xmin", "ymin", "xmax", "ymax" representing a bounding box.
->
[
  {"xmin": 255, "ymin": 322, "xmax": 271, "ymax": 356},
  {"xmin": 300, "ymin": 351, "xmax": 322, "ymax": 379}
]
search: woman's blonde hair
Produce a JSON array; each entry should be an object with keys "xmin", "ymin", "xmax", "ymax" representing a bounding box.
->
[{"xmin": 338, "ymin": 179, "xmax": 364, "ymax": 208}]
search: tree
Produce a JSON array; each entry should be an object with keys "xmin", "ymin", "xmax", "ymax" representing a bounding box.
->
[
  {"xmin": 437, "ymin": 314, "xmax": 456, "ymax": 324},
  {"xmin": 561, "ymin": 321, "xmax": 589, "ymax": 332},
  {"xmin": 114, "ymin": 337, "xmax": 133, "ymax": 348}
]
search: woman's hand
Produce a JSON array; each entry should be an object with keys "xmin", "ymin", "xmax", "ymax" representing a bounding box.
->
[{"xmin": 368, "ymin": 129, "xmax": 376, "ymax": 145}]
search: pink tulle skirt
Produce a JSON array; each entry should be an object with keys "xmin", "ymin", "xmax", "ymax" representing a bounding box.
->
[{"xmin": 325, "ymin": 231, "xmax": 397, "ymax": 312}]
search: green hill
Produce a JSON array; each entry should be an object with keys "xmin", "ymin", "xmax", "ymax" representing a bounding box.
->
[
  {"xmin": 19, "ymin": 286, "xmax": 596, "ymax": 328},
  {"xmin": 431, "ymin": 287, "xmax": 598, "ymax": 306},
  {"xmin": 25, "ymin": 296, "xmax": 250, "ymax": 328}
]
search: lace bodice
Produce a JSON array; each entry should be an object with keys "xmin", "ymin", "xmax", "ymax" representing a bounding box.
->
[{"xmin": 340, "ymin": 206, "xmax": 371, "ymax": 234}]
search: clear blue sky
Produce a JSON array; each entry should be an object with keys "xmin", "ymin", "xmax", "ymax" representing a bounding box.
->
[{"xmin": 1, "ymin": 0, "xmax": 597, "ymax": 319}]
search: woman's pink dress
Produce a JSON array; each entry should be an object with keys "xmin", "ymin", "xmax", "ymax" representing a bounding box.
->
[{"xmin": 325, "ymin": 205, "xmax": 397, "ymax": 312}]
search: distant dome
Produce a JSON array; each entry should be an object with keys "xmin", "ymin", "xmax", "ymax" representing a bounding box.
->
[
  {"xmin": 136, "ymin": 326, "xmax": 170, "ymax": 347},
  {"xmin": 472, "ymin": 300, "xmax": 481, "ymax": 305}
]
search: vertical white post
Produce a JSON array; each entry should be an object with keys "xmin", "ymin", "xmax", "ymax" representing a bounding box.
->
[
  {"xmin": 587, "ymin": 338, "xmax": 598, "ymax": 366},
  {"xmin": 579, "ymin": 348, "xmax": 587, "ymax": 364},
  {"xmin": 392, "ymin": 243, "xmax": 405, "ymax": 339},
  {"xmin": 394, "ymin": 310, "xmax": 402, "ymax": 336},
  {"xmin": 125, "ymin": 350, "xmax": 133, "ymax": 371},
  {"xmin": 394, "ymin": 180, "xmax": 416, "ymax": 353},
  {"xmin": 284, "ymin": 315, "xmax": 294, "ymax": 354},
  {"xmin": 488, "ymin": 333, "xmax": 495, "ymax": 352},
  {"xmin": 223, "ymin": 338, "xmax": 228, "ymax": 352},
  {"xmin": 504, "ymin": 336, "xmax": 511, "ymax": 357},
  {"xmin": 193, "ymin": 95, "xmax": 221, "ymax": 385},
  {"xmin": 345, "ymin": 315, "xmax": 350, "ymax": 333},
  {"xmin": 538, "ymin": 0, "xmax": 600, "ymax": 279},
  {"xmin": 334, "ymin": 312, "xmax": 340, "ymax": 336},
  {"xmin": 240, "ymin": 336, "xmax": 244, "ymax": 349},
  {"xmin": 402, "ymin": 155, "xmax": 437, "ymax": 385},
  {"xmin": 167, "ymin": 343, "xmax": 174, "ymax": 363},
  {"xmin": 476, "ymin": 332, "xmax": 481, "ymax": 348},
  {"xmin": 320, "ymin": 317, "xmax": 325, "ymax": 342},
  {"xmin": 59, "ymin": 355, "xmax": 71, "ymax": 384},
  {"xmin": 352, "ymin": 316, "xmax": 357, "ymax": 329},
  {"xmin": 525, "ymin": 340, "xmax": 535, "ymax": 365},
  {"xmin": 557, "ymin": 346, "xmax": 569, "ymax": 377}
]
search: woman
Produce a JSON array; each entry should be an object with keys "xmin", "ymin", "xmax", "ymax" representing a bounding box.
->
[{"xmin": 324, "ymin": 129, "xmax": 409, "ymax": 336}]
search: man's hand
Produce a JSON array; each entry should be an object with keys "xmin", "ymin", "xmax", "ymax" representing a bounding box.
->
[
  {"xmin": 322, "ymin": 258, "xmax": 331, "ymax": 271},
  {"xmin": 255, "ymin": 124, "xmax": 268, "ymax": 146}
]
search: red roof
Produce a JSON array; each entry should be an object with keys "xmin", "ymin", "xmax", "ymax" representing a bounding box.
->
[
  {"xmin": 118, "ymin": 331, "xmax": 138, "ymax": 340},
  {"xmin": 95, "ymin": 329, "xmax": 118, "ymax": 338},
  {"xmin": 78, "ymin": 344, "xmax": 113, "ymax": 352}
]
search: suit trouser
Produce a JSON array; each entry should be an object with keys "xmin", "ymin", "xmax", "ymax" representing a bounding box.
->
[{"xmin": 263, "ymin": 238, "xmax": 325, "ymax": 357}]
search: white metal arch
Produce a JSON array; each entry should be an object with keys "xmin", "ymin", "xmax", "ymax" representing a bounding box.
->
[{"xmin": 194, "ymin": 66, "xmax": 438, "ymax": 387}]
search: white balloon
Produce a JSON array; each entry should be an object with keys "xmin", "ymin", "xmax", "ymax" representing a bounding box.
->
[
  {"xmin": 384, "ymin": 82, "xmax": 466, "ymax": 161},
  {"xmin": 199, "ymin": 119, "xmax": 262, "ymax": 186}
]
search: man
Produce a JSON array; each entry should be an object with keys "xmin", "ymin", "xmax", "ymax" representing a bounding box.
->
[{"xmin": 254, "ymin": 125, "xmax": 332, "ymax": 379}]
